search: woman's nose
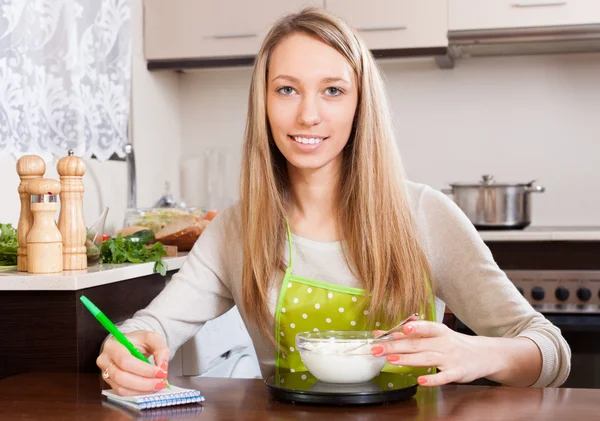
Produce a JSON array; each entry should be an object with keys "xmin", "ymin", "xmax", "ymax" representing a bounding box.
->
[{"xmin": 297, "ymin": 96, "xmax": 321, "ymax": 126}]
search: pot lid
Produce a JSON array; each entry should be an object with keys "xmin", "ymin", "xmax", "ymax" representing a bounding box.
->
[{"xmin": 449, "ymin": 175, "xmax": 535, "ymax": 188}]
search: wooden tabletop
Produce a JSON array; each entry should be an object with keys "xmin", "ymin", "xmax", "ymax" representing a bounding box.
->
[{"xmin": 0, "ymin": 372, "xmax": 599, "ymax": 420}]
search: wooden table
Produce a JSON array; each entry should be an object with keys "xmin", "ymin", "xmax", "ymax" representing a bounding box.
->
[{"xmin": 1, "ymin": 373, "xmax": 599, "ymax": 420}]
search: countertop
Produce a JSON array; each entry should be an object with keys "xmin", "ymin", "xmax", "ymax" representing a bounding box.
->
[
  {"xmin": 3, "ymin": 226, "xmax": 599, "ymax": 291},
  {"xmin": 0, "ymin": 372, "xmax": 598, "ymax": 420},
  {"xmin": 479, "ymin": 226, "xmax": 600, "ymax": 242},
  {"xmin": 0, "ymin": 253, "xmax": 188, "ymax": 291}
]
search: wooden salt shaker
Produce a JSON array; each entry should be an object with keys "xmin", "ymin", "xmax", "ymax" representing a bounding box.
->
[
  {"xmin": 26, "ymin": 178, "xmax": 63, "ymax": 274},
  {"xmin": 57, "ymin": 150, "xmax": 87, "ymax": 270},
  {"xmin": 16, "ymin": 155, "xmax": 46, "ymax": 272}
]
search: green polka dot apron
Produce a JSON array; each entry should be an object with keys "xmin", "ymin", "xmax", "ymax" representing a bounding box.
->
[{"xmin": 274, "ymin": 223, "xmax": 437, "ymax": 385}]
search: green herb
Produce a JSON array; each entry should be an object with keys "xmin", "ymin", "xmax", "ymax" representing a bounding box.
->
[
  {"xmin": 101, "ymin": 235, "xmax": 168, "ymax": 276},
  {"xmin": 154, "ymin": 260, "xmax": 167, "ymax": 277},
  {"xmin": 0, "ymin": 223, "xmax": 18, "ymax": 266}
]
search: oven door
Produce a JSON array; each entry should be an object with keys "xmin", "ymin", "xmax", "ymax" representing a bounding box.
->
[
  {"xmin": 456, "ymin": 314, "xmax": 600, "ymax": 388},
  {"xmin": 545, "ymin": 313, "xmax": 600, "ymax": 389}
]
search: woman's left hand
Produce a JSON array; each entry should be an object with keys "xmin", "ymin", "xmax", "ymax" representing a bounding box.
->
[{"xmin": 371, "ymin": 321, "xmax": 498, "ymax": 386}]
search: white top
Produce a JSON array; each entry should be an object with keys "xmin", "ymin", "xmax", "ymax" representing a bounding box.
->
[
  {"xmin": 0, "ymin": 254, "xmax": 187, "ymax": 290},
  {"xmin": 118, "ymin": 181, "xmax": 571, "ymax": 387}
]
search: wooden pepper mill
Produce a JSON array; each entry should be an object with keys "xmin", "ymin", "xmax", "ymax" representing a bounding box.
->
[
  {"xmin": 57, "ymin": 149, "xmax": 87, "ymax": 271},
  {"xmin": 16, "ymin": 155, "xmax": 46, "ymax": 272},
  {"xmin": 26, "ymin": 178, "xmax": 63, "ymax": 274}
]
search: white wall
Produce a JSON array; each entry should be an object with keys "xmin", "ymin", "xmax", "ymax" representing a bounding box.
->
[
  {"xmin": 130, "ymin": 0, "xmax": 182, "ymax": 210},
  {"xmin": 178, "ymin": 52, "xmax": 600, "ymax": 226},
  {"xmin": 0, "ymin": 155, "xmax": 126, "ymax": 231},
  {"xmin": 382, "ymin": 53, "xmax": 600, "ymax": 227},
  {"xmin": 0, "ymin": 0, "xmax": 181, "ymax": 234},
  {"xmin": 178, "ymin": 68, "xmax": 248, "ymax": 209}
]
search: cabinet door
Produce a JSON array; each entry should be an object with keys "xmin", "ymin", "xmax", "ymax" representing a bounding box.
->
[
  {"xmin": 326, "ymin": 0, "xmax": 448, "ymax": 50},
  {"xmin": 449, "ymin": 0, "xmax": 600, "ymax": 31},
  {"xmin": 144, "ymin": 0, "xmax": 323, "ymax": 61}
]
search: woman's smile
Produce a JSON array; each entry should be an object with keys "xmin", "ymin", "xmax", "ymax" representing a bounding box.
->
[{"xmin": 288, "ymin": 134, "xmax": 329, "ymax": 150}]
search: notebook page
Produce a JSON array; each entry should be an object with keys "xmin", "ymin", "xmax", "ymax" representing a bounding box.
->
[{"xmin": 102, "ymin": 399, "xmax": 204, "ymax": 418}]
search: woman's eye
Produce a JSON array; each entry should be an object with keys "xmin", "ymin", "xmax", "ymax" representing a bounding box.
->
[
  {"xmin": 325, "ymin": 87, "xmax": 343, "ymax": 96},
  {"xmin": 277, "ymin": 86, "xmax": 296, "ymax": 95}
]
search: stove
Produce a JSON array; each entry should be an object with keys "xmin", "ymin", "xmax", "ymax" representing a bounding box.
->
[
  {"xmin": 464, "ymin": 239, "xmax": 600, "ymax": 388},
  {"xmin": 506, "ymin": 270, "xmax": 600, "ymax": 314}
]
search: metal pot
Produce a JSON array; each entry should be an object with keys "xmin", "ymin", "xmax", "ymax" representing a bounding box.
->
[{"xmin": 443, "ymin": 175, "xmax": 545, "ymax": 230}]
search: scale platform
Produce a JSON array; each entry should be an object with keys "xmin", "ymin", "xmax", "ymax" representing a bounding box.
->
[{"xmin": 265, "ymin": 371, "xmax": 418, "ymax": 406}]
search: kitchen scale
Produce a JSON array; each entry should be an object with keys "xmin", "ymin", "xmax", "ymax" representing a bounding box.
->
[{"xmin": 265, "ymin": 371, "xmax": 418, "ymax": 406}]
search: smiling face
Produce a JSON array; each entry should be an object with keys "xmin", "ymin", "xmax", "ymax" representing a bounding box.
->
[{"xmin": 266, "ymin": 32, "xmax": 358, "ymax": 174}]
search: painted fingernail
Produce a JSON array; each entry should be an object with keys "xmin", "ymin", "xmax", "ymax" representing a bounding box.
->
[
  {"xmin": 371, "ymin": 345, "xmax": 384, "ymax": 356},
  {"xmin": 418, "ymin": 377, "xmax": 428, "ymax": 385},
  {"xmin": 403, "ymin": 324, "xmax": 414, "ymax": 334},
  {"xmin": 155, "ymin": 381, "xmax": 168, "ymax": 390},
  {"xmin": 160, "ymin": 362, "xmax": 168, "ymax": 371},
  {"xmin": 155, "ymin": 369, "xmax": 168, "ymax": 379},
  {"xmin": 387, "ymin": 355, "xmax": 400, "ymax": 363}
]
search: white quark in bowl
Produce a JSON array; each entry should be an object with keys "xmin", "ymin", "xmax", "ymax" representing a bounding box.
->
[{"xmin": 295, "ymin": 331, "xmax": 390, "ymax": 384}]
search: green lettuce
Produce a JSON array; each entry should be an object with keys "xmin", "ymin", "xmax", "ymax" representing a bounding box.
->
[{"xmin": 0, "ymin": 223, "xmax": 18, "ymax": 266}]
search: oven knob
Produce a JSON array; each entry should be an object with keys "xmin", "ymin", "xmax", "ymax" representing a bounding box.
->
[
  {"xmin": 517, "ymin": 287, "xmax": 524, "ymax": 296},
  {"xmin": 531, "ymin": 287, "xmax": 545, "ymax": 301},
  {"xmin": 577, "ymin": 288, "xmax": 592, "ymax": 302},
  {"xmin": 555, "ymin": 287, "xmax": 570, "ymax": 302}
]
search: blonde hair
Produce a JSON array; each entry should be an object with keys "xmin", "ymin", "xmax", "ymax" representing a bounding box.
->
[{"xmin": 240, "ymin": 7, "xmax": 434, "ymax": 344}]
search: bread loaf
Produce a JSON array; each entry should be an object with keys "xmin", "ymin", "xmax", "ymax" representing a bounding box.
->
[{"xmin": 155, "ymin": 216, "xmax": 210, "ymax": 251}]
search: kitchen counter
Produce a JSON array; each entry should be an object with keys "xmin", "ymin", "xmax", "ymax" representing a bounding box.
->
[
  {"xmin": 1, "ymin": 372, "xmax": 599, "ymax": 420},
  {"xmin": 479, "ymin": 226, "xmax": 600, "ymax": 242},
  {"xmin": 0, "ymin": 253, "xmax": 188, "ymax": 290}
]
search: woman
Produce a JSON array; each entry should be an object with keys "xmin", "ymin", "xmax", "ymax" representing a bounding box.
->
[{"xmin": 97, "ymin": 8, "xmax": 570, "ymax": 396}]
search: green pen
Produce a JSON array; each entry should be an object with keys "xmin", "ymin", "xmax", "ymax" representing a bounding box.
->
[{"xmin": 79, "ymin": 295, "xmax": 171, "ymax": 389}]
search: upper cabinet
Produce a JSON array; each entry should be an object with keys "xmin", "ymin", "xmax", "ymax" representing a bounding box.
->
[
  {"xmin": 326, "ymin": 0, "xmax": 448, "ymax": 50},
  {"xmin": 449, "ymin": 0, "xmax": 600, "ymax": 31},
  {"xmin": 144, "ymin": 0, "xmax": 449, "ymax": 68},
  {"xmin": 144, "ymin": 0, "xmax": 323, "ymax": 62},
  {"xmin": 144, "ymin": 0, "xmax": 600, "ymax": 69}
]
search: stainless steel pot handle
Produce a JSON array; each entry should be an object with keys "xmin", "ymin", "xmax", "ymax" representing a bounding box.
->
[{"xmin": 525, "ymin": 185, "xmax": 545, "ymax": 193}]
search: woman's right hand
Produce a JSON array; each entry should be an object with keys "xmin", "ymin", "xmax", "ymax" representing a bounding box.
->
[{"xmin": 96, "ymin": 330, "xmax": 171, "ymax": 396}]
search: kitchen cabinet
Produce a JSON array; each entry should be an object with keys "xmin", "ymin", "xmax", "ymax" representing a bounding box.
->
[
  {"xmin": 449, "ymin": 0, "xmax": 600, "ymax": 31},
  {"xmin": 325, "ymin": 0, "xmax": 448, "ymax": 50},
  {"xmin": 144, "ymin": 0, "xmax": 323, "ymax": 62},
  {"xmin": 0, "ymin": 275, "xmax": 165, "ymax": 379},
  {"xmin": 0, "ymin": 257, "xmax": 185, "ymax": 379}
]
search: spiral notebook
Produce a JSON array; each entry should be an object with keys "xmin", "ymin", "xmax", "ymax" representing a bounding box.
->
[
  {"xmin": 102, "ymin": 385, "xmax": 205, "ymax": 411},
  {"xmin": 102, "ymin": 400, "xmax": 204, "ymax": 419}
]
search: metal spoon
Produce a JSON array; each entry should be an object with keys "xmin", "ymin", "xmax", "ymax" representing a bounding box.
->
[
  {"xmin": 372, "ymin": 312, "xmax": 421, "ymax": 340},
  {"xmin": 343, "ymin": 313, "xmax": 420, "ymax": 353}
]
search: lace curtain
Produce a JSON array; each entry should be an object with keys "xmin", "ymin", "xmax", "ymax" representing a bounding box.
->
[{"xmin": 0, "ymin": 0, "xmax": 131, "ymax": 161}]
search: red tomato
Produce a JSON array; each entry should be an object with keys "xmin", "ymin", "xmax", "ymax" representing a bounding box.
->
[{"xmin": 204, "ymin": 210, "xmax": 218, "ymax": 221}]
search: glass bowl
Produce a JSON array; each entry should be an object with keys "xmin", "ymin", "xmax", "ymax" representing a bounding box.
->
[
  {"xmin": 123, "ymin": 207, "xmax": 215, "ymax": 233},
  {"xmin": 295, "ymin": 330, "xmax": 392, "ymax": 384}
]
